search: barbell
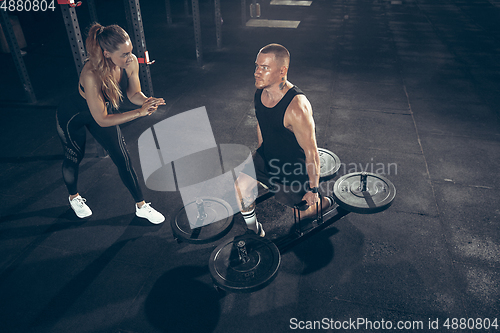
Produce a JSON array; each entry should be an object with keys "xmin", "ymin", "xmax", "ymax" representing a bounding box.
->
[
  {"xmin": 171, "ymin": 147, "xmax": 342, "ymax": 244},
  {"xmin": 208, "ymin": 170, "xmax": 396, "ymax": 293}
]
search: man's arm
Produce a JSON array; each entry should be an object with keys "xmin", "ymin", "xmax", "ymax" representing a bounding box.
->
[{"xmin": 285, "ymin": 95, "xmax": 321, "ymax": 203}]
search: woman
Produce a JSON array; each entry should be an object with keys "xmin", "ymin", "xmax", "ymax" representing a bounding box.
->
[{"xmin": 56, "ymin": 23, "xmax": 165, "ymax": 223}]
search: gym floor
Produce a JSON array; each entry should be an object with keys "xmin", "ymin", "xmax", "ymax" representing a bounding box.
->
[{"xmin": 1, "ymin": 0, "xmax": 500, "ymax": 332}]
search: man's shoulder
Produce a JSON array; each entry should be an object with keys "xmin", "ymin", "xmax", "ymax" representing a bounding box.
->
[
  {"xmin": 289, "ymin": 92, "xmax": 311, "ymax": 110},
  {"xmin": 285, "ymin": 89, "xmax": 313, "ymax": 125},
  {"xmin": 290, "ymin": 85, "xmax": 305, "ymax": 96}
]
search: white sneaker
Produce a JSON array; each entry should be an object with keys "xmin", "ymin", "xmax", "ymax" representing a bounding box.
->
[
  {"xmin": 136, "ymin": 202, "xmax": 165, "ymax": 224},
  {"xmin": 256, "ymin": 222, "xmax": 266, "ymax": 237},
  {"xmin": 69, "ymin": 195, "xmax": 92, "ymax": 218}
]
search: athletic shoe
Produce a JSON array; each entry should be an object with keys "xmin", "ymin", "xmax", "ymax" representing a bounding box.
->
[
  {"xmin": 256, "ymin": 222, "xmax": 266, "ymax": 237},
  {"xmin": 136, "ymin": 202, "xmax": 165, "ymax": 224},
  {"xmin": 69, "ymin": 195, "xmax": 92, "ymax": 218}
]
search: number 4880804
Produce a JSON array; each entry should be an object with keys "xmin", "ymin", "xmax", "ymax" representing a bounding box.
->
[
  {"xmin": 443, "ymin": 318, "xmax": 498, "ymax": 330},
  {"xmin": 0, "ymin": 0, "xmax": 56, "ymax": 12}
]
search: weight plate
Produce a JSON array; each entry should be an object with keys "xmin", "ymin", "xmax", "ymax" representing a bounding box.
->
[
  {"xmin": 209, "ymin": 233, "xmax": 281, "ymax": 293},
  {"xmin": 332, "ymin": 172, "xmax": 396, "ymax": 214},
  {"xmin": 171, "ymin": 197, "xmax": 234, "ymax": 244},
  {"xmin": 318, "ymin": 148, "xmax": 341, "ymax": 179}
]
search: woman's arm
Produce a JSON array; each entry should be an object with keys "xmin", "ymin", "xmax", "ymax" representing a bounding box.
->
[
  {"xmin": 80, "ymin": 63, "xmax": 164, "ymax": 128},
  {"xmin": 126, "ymin": 54, "xmax": 150, "ymax": 105}
]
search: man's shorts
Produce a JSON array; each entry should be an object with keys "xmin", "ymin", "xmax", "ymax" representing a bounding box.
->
[{"xmin": 240, "ymin": 150, "xmax": 308, "ymax": 208}]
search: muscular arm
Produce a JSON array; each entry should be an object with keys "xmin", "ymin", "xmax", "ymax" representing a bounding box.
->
[{"xmin": 285, "ymin": 95, "xmax": 320, "ymax": 189}]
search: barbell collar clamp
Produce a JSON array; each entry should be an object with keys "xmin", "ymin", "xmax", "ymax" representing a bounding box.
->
[
  {"xmin": 195, "ymin": 198, "xmax": 208, "ymax": 220},
  {"xmin": 236, "ymin": 240, "xmax": 250, "ymax": 263},
  {"xmin": 360, "ymin": 172, "xmax": 368, "ymax": 192}
]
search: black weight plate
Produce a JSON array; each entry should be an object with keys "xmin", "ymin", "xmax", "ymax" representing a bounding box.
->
[
  {"xmin": 318, "ymin": 148, "xmax": 341, "ymax": 179},
  {"xmin": 209, "ymin": 234, "xmax": 281, "ymax": 293},
  {"xmin": 332, "ymin": 172, "xmax": 396, "ymax": 214},
  {"xmin": 171, "ymin": 197, "xmax": 234, "ymax": 244}
]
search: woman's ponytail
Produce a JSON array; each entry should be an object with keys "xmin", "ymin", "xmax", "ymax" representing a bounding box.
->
[{"xmin": 85, "ymin": 23, "xmax": 128, "ymax": 110}]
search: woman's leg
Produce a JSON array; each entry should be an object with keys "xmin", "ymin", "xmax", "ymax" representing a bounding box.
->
[
  {"xmin": 87, "ymin": 123, "xmax": 144, "ymax": 202},
  {"xmin": 56, "ymin": 112, "xmax": 87, "ymax": 195},
  {"xmin": 87, "ymin": 123, "xmax": 164, "ymax": 223},
  {"xmin": 56, "ymin": 111, "xmax": 92, "ymax": 218}
]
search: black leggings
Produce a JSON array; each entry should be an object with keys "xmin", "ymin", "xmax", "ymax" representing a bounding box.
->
[{"xmin": 56, "ymin": 94, "xmax": 144, "ymax": 203}]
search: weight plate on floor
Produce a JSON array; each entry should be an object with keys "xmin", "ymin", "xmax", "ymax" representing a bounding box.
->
[
  {"xmin": 171, "ymin": 197, "xmax": 234, "ymax": 244},
  {"xmin": 318, "ymin": 148, "xmax": 341, "ymax": 179},
  {"xmin": 332, "ymin": 172, "xmax": 396, "ymax": 214},
  {"xmin": 209, "ymin": 233, "xmax": 281, "ymax": 293}
]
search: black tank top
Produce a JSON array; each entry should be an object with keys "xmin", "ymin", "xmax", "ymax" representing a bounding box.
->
[
  {"xmin": 79, "ymin": 68, "xmax": 130, "ymax": 113},
  {"xmin": 255, "ymin": 86, "xmax": 308, "ymax": 184},
  {"xmin": 57, "ymin": 68, "xmax": 132, "ymax": 127}
]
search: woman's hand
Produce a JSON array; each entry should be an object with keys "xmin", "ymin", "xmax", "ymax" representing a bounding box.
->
[{"xmin": 139, "ymin": 97, "xmax": 166, "ymax": 117}]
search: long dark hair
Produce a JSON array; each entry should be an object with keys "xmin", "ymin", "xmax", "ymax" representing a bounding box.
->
[{"xmin": 86, "ymin": 23, "xmax": 130, "ymax": 109}]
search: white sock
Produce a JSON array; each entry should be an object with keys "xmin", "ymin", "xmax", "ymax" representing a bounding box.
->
[{"xmin": 242, "ymin": 209, "xmax": 258, "ymax": 233}]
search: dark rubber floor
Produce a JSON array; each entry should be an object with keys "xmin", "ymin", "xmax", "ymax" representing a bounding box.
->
[{"xmin": 1, "ymin": 0, "xmax": 500, "ymax": 332}]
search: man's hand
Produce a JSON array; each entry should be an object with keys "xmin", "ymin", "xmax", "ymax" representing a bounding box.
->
[{"xmin": 302, "ymin": 191, "xmax": 319, "ymax": 207}]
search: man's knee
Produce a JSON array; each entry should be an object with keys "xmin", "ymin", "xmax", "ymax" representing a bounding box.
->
[
  {"xmin": 235, "ymin": 173, "xmax": 258, "ymax": 212},
  {"xmin": 235, "ymin": 173, "xmax": 257, "ymax": 192}
]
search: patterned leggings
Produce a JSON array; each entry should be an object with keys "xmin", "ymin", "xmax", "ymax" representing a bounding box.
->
[{"xmin": 56, "ymin": 96, "xmax": 144, "ymax": 203}]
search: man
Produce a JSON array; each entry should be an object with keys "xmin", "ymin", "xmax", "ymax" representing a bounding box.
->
[{"xmin": 236, "ymin": 44, "xmax": 333, "ymax": 237}]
